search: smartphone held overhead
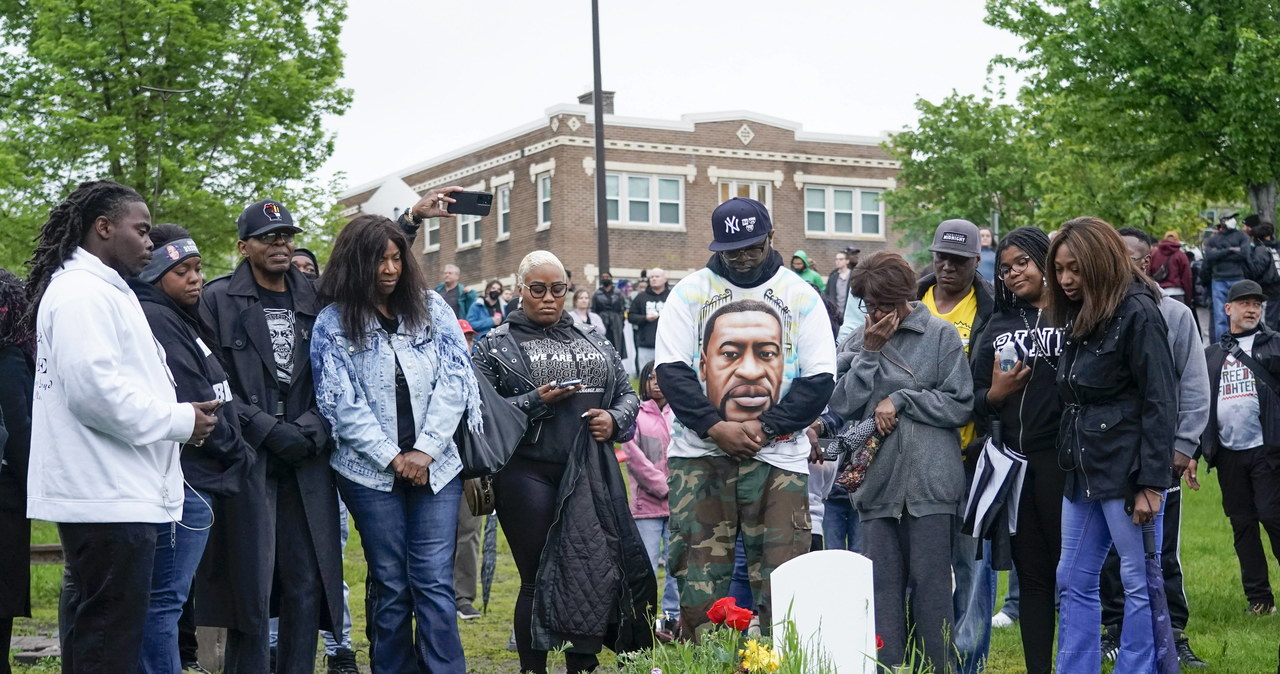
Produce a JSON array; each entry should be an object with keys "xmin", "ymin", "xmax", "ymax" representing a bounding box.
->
[{"xmin": 446, "ymin": 191, "xmax": 493, "ymax": 217}]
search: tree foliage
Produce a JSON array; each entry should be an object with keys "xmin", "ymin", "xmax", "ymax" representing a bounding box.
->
[
  {"xmin": 883, "ymin": 91, "xmax": 1040, "ymax": 251},
  {"xmin": 0, "ymin": 0, "xmax": 352, "ymax": 274},
  {"xmin": 986, "ymin": 0, "xmax": 1280, "ymax": 224}
]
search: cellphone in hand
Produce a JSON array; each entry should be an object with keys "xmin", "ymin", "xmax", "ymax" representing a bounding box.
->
[
  {"xmin": 446, "ymin": 191, "xmax": 494, "ymax": 216},
  {"xmin": 556, "ymin": 379, "xmax": 582, "ymax": 388}
]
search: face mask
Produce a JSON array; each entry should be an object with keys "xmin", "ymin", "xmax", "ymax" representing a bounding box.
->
[{"xmin": 488, "ymin": 290, "xmax": 501, "ymax": 300}]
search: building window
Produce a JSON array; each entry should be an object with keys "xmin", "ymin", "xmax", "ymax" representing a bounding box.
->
[
  {"xmin": 424, "ymin": 217, "xmax": 440, "ymax": 251},
  {"xmin": 605, "ymin": 173, "xmax": 683, "ymax": 227},
  {"xmin": 537, "ymin": 173, "xmax": 552, "ymax": 229},
  {"xmin": 804, "ymin": 186, "xmax": 883, "ymax": 237},
  {"xmin": 718, "ymin": 180, "xmax": 772, "ymax": 210},
  {"xmin": 497, "ymin": 186, "xmax": 511, "ymax": 240},
  {"xmin": 458, "ymin": 212, "xmax": 481, "ymax": 249}
]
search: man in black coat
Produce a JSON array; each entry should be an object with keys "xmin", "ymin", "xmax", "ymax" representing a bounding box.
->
[
  {"xmin": 590, "ymin": 271, "xmax": 628, "ymax": 361},
  {"xmin": 1204, "ymin": 218, "xmax": 1253, "ymax": 342},
  {"xmin": 198, "ymin": 199, "xmax": 343, "ymax": 674}
]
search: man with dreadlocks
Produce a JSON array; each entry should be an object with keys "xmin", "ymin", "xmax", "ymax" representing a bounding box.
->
[{"xmin": 23, "ymin": 180, "xmax": 218, "ymax": 671}]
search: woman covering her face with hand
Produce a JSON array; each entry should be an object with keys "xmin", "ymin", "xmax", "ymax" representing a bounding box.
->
[
  {"xmin": 472, "ymin": 250, "xmax": 652, "ymax": 674},
  {"xmin": 828, "ymin": 251, "xmax": 974, "ymax": 673},
  {"xmin": 311, "ymin": 214, "xmax": 481, "ymax": 672},
  {"xmin": 1047, "ymin": 217, "xmax": 1177, "ymax": 674}
]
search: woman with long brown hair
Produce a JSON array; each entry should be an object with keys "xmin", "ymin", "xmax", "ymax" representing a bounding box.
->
[{"xmin": 1047, "ymin": 217, "xmax": 1177, "ymax": 673}]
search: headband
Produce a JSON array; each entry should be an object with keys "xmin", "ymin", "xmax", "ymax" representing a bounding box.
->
[{"xmin": 139, "ymin": 238, "xmax": 201, "ymax": 283}]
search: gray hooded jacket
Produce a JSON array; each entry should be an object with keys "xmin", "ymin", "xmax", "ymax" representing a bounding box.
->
[{"xmin": 829, "ymin": 302, "xmax": 975, "ymax": 520}]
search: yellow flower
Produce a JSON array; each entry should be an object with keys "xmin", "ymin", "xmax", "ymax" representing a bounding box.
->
[{"xmin": 738, "ymin": 639, "xmax": 782, "ymax": 673}]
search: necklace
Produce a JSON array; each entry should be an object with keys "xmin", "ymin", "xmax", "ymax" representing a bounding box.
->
[{"xmin": 1018, "ymin": 307, "xmax": 1058, "ymax": 372}]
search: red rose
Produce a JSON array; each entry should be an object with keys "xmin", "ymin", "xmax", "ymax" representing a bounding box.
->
[
  {"xmin": 705, "ymin": 597, "xmax": 755, "ymax": 631},
  {"xmin": 876, "ymin": 634, "xmax": 884, "ymax": 650}
]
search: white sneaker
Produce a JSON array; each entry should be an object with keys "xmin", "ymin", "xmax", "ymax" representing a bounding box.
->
[{"xmin": 991, "ymin": 611, "xmax": 1015, "ymax": 628}]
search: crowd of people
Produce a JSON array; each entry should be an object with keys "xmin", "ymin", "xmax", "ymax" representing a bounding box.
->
[{"xmin": 0, "ymin": 178, "xmax": 1278, "ymax": 674}]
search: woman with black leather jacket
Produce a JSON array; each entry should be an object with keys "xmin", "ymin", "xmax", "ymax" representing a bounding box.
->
[
  {"xmin": 472, "ymin": 250, "xmax": 651, "ymax": 674},
  {"xmin": 1046, "ymin": 217, "xmax": 1177, "ymax": 674},
  {"xmin": 971, "ymin": 227, "xmax": 1064, "ymax": 674}
]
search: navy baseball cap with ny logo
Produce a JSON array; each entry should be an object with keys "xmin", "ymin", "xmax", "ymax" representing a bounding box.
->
[{"xmin": 709, "ymin": 197, "xmax": 774, "ymax": 251}]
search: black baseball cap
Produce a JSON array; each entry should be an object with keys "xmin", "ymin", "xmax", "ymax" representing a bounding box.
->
[
  {"xmin": 709, "ymin": 197, "xmax": 773, "ymax": 252},
  {"xmin": 1228, "ymin": 279, "xmax": 1267, "ymax": 303},
  {"xmin": 237, "ymin": 199, "xmax": 302, "ymax": 240}
]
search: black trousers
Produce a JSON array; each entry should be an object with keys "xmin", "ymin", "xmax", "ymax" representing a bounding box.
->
[
  {"xmin": 494, "ymin": 454, "xmax": 599, "ymax": 674},
  {"xmin": 224, "ymin": 473, "xmax": 325, "ymax": 674},
  {"xmin": 1010, "ymin": 450, "xmax": 1066, "ymax": 674},
  {"xmin": 1101, "ymin": 476, "xmax": 1190, "ymax": 632},
  {"xmin": 57, "ymin": 522, "xmax": 157, "ymax": 674},
  {"xmin": 1216, "ymin": 445, "xmax": 1280, "ymax": 606}
]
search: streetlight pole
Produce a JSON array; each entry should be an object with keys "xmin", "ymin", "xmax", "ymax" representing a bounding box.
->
[{"xmin": 591, "ymin": 0, "xmax": 610, "ymax": 276}]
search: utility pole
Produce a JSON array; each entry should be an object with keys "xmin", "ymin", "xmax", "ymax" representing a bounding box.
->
[{"xmin": 590, "ymin": 0, "xmax": 610, "ymax": 275}]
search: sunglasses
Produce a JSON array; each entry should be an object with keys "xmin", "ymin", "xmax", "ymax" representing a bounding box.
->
[{"xmin": 251, "ymin": 231, "xmax": 295, "ymax": 245}]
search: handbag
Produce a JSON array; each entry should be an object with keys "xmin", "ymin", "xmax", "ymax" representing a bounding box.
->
[
  {"xmin": 454, "ymin": 362, "xmax": 529, "ymax": 479},
  {"xmin": 464, "ymin": 476, "xmax": 495, "ymax": 516},
  {"xmin": 824, "ymin": 417, "xmax": 887, "ymax": 495}
]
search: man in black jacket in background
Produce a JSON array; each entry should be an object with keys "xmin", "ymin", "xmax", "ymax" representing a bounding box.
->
[
  {"xmin": 591, "ymin": 271, "xmax": 628, "ymax": 362},
  {"xmin": 629, "ymin": 267, "xmax": 671, "ymax": 372},
  {"xmin": 1203, "ymin": 280, "xmax": 1280, "ymax": 616},
  {"xmin": 1204, "ymin": 217, "xmax": 1253, "ymax": 342}
]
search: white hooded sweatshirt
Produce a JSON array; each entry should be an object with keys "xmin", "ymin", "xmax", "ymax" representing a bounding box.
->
[{"xmin": 27, "ymin": 248, "xmax": 194, "ymax": 523}]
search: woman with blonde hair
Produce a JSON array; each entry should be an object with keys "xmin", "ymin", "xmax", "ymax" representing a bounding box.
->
[{"xmin": 1047, "ymin": 217, "xmax": 1177, "ymax": 674}]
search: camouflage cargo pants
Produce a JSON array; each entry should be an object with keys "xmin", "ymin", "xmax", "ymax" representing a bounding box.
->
[{"xmin": 668, "ymin": 456, "xmax": 811, "ymax": 639}]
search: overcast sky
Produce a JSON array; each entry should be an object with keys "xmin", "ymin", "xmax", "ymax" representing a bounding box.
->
[{"xmin": 322, "ymin": 1, "xmax": 1026, "ymax": 193}]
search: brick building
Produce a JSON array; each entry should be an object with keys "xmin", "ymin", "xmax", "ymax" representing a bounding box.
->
[{"xmin": 338, "ymin": 95, "xmax": 902, "ymax": 289}]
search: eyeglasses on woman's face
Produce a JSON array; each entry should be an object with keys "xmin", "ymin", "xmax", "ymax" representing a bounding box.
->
[
  {"xmin": 522, "ymin": 282, "xmax": 569, "ymax": 299},
  {"xmin": 997, "ymin": 254, "xmax": 1033, "ymax": 280},
  {"xmin": 858, "ymin": 298, "xmax": 899, "ymax": 316}
]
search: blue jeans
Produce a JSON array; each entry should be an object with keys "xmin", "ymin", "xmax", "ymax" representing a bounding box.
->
[
  {"xmin": 728, "ymin": 534, "xmax": 754, "ymax": 613},
  {"xmin": 953, "ymin": 533, "xmax": 996, "ymax": 674},
  {"xmin": 339, "ymin": 474, "xmax": 464, "ymax": 673},
  {"xmin": 1212, "ymin": 278, "xmax": 1240, "ymax": 343},
  {"xmin": 139, "ymin": 487, "xmax": 214, "ymax": 674},
  {"xmin": 1057, "ymin": 490, "xmax": 1165, "ymax": 674},
  {"xmin": 822, "ymin": 496, "xmax": 860, "ymax": 552},
  {"xmin": 999, "ymin": 567, "xmax": 1021, "ymax": 620},
  {"xmin": 634, "ymin": 517, "xmax": 680, "ymax": 618}
]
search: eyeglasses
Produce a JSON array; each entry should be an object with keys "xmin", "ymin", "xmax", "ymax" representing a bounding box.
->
[
  {"xmin": 720, "ymin": 240, "xmax": 769, "ymax": 263},
  {"xmin": 997, "ymin": 255, "xmax": 1033, "ymax": 280},
  {"xmin": 523, "ymin": 282, "xmax": 569, "ymax": 298},
  {"xmin": 858, "ymin": 299, "xmax": 899, "ymax": 315},
  {"xmin": 251, "ymin": 231, "xmax": 294, "ymax": 245}
]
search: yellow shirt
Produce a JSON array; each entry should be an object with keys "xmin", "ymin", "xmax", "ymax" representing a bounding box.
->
[{"xmin": 922, "ymin": 286, "xmax": 978, "ymax": 449}]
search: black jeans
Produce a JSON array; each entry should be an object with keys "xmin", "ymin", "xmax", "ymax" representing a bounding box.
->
[
  {"xmin": 494, "ymin": 453, "xmax": 599, "ymax": 674},
  {"xmin": 57, "ymin": 522, "xmax": 157, "ymax": 673},
  {"xmin": 1102, "ymin": 476, "xmax": 1189, "ymax": 632},
  {"xmin": 1216, "ymin": 445, "xmax": 1280, "ymax": 605},
  {"xmin": 863, "ymin": 513, "xmax": 955, "ymax": 673},
  {"xmin": 1010, "ymin": 450, "xmax": 1065, "ymax": 674}
]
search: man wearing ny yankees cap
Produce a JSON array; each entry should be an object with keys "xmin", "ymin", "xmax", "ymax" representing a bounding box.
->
[{"xmin": 654, "ymin": 197, "xmax": 836, "ymax": 639}]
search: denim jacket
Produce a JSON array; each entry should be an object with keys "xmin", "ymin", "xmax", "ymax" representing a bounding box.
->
[{"xmin": 312, "ymin": 291, "xmax": 478, "ymax": 493}]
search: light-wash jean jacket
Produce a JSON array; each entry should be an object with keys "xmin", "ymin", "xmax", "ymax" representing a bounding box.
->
[{"xmin": 312, "ymin": 292, "xmax": 476, "ymax": 493}]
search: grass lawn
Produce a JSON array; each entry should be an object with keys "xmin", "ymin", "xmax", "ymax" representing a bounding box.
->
[{"xmin": 11, "ymin": 467, "xmax": 1280, "ymax": 672}]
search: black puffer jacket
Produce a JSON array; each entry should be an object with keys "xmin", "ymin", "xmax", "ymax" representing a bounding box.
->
[{"xmin": 1056, "ymin": 282, "xmax": 1177, "ymax": 501}]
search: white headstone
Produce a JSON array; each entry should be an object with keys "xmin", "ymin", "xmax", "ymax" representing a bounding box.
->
[{"xmin": 771, "ymin": 550, "xmax": 877, "ymax": 673}]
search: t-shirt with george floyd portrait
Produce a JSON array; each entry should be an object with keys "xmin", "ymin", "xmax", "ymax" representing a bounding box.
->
[
  {"xmin": 654, "ymin": 266, "xmax": 837, "ymax": 474},
  {"xmin": 258, "ymin": 285, "xmax": 295, "ymax": 390},
  {"xmin": 1217, "ymin": 333, "xmax": 1264, "ymax": 450}
]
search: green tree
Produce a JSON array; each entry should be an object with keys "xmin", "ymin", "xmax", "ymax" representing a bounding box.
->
[
  {"xmin": 987, "ymin": 0, "xmax": 1280, "ymax": 225},
  {"xmin": 883, "ymin": 90, "xmax": 1041, "ymax": 254},
  {"xmin": 0, "ymin": 0, "xmax": 351, "ymax": 273}
]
